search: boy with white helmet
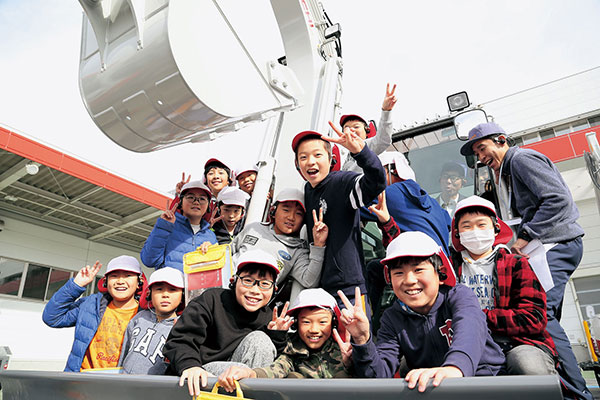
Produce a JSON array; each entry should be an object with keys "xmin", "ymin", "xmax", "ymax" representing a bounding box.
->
[
  {"xmin": 339, "ymin": 231, "xmax": 504, "ymax": 393},
  {"xmin": 164, "ymin": 250, "xmax": 290, "ymax": 398},
  {"xmin": 118, "ymin": 267, "xmax": 185, "ymax": 374},
  {"xmin": 217, "ymin": 288, "xmax": 352, "ymax": 390},
  {"xmin": 141, "ymin": 180, "xmax": 217, "ymax": 271},
  {"xmin": 43, "ymin": 256, "xmax": 145, "ymax": 372},
  {"xmin": 235, "ymin": 162, "xmax": 259, "ymax": 196},
  {"xmin": 231, "ymin": 188, "xmax": 328, "ymax": 303},
  {"xmin": 212, "ymin": 186, "xmax": 250, "ymax": 244}
]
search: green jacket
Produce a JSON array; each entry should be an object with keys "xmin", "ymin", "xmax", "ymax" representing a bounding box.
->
[{"xmin": 254, "ymin": 335, "xmax": 351, "ymax": 378}]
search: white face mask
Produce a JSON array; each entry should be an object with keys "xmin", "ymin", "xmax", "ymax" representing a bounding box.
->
[{"xmin": 459, "ymin": 229, "xmax": 495, "ymax": 255}]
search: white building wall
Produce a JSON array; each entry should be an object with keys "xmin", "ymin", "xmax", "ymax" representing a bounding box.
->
[{"xmin": 0, "ymin": 213, "xmax": 152, "ymax": 371}]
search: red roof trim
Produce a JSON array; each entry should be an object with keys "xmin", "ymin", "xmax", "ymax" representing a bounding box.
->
[
  {"xmin": 0, "ymin": 126, "xmax": 169, "ymax": 210},
  {"xmin": 522, "ymin": 126, "xmax": 600, "ymax": 163}
]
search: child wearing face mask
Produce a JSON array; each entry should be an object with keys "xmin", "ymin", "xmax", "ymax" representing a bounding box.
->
[{"xmin": 451, "ymin": 196, "xmax": 560, "ymax": 378}]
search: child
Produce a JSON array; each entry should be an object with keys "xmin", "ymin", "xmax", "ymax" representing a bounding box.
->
[
  {"xmin": 42, "ymin": 255, "xmax": 144, "ymax": 372},
  {"xmin": 141, "ymin": 180, "xmax": 217, "ymax": 271},
  {"xmin": 339, "ymin": 83, "xmax": 396, "ymax": 173},
  {"xmin": 292, "ymin": 124, "xmax": 386, "ymax": 314},
  {"xmin": 235, "ymin": 163, "xmax": 259, "ymax": 196},
  {"xmin": 231, "ymin": 188, "xmax": 328, "ymax": 303},
  {"xmin": 212, "ymin": 186, "xmax": 249, "ymax": 244},
  {"xmin": 217, "ymin": 288, "xmax": 352, "ymax": 391},
  {"xmin": 204, "ymin": 158, "xmax": 233, "ymax": 199},
  {"xmin": 340, "ymin": 231, "xmax": 504, "ymax": 393},
  {"xmin": 118, "ymin": 267, "xmax": 184, "ymax": 375},
  {"xmin": 452, "ymin": 196, "xmax": 559, "ymax": 375},
  {"xmin": 163, "ymin": 249, "xmax": 290, "ymax": 397}
]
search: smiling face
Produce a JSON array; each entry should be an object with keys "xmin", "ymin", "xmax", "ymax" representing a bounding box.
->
[
  {"xmin": 150, "ymin": 282, "xmax": 183, "ymax": 321},
  {"xmin": 296, "ymin": 138, "xmax": 331, "ymax": 188},
  {"xmin": 237, "ymin": 171, "xmax": 257, "ymax": 195},
  {"xmin": 206, "ymin": 167, "xmax": 229, "ymax": 195},
  {"xmin": 297, "ymin": 307, "xmax": 333, "ymax": 350},
  {"xmin": 389, "ymin": 257, "xmax": 439, "ymax": 315},
  {"xmin": 106, "ymin": 270, "xmax": 139, "ymax": 308},
  {"xmin": 181, "ymin": 188, "xmax": 210, "ymax": 224},
  {"xmin": 273, "ymin": 201, "xmax": 304, "ymax": 235},
  {"xmin": 342, "ymin": 119, "xmax": 368, "ymax": 140},
  {"xmin": 220, "ymin": 204, "xmax": 244, "ymax": 230},
  {"xmin": 234, "ymin": 268, "xmax": 275, "ymax": 312},
  {"xmin": 472, "ymin": 137, "xmax": 509, "ymax": 172}
]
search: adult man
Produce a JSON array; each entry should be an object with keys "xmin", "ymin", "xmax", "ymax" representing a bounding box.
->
[
  {"xmin": 339, "ymin": 83, "xmax": 396, "ymax": 172},
  {"xmin": 461, "ymin": 122, "xmax": 591, "ymax": 400},
  {"xmin": 435, "ymin": 161, "xmax": 467, "ymax": 217}
]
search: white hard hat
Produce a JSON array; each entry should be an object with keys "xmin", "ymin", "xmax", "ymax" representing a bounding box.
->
[
  {"xmin": 181, "ymin": 180, "xmax": 212, "ymax": 198},
  {"xmin": 287, "ymin": 288, "xmax": 338, "ymax": 316},
  {"xmin": 217, "ymin": 187, "xmax": 249, "ymax": 207},
  {"xmin": 148, "ymin": 267, "xmax": 184, "ymax": 289},
  {"xmin": 106, "ymin": 255, "xmax": 141, "ymax": 275},
  {"xmin": 273, "ymin": 188, "xmax": 305, "ymax": 211},
  {"xmin": 379, "ymin": 151, "xmax": 416, "ymax": 181},
  {"xmin": 236, "ymin": 249, "xmax": 280, "ymax": 276}
]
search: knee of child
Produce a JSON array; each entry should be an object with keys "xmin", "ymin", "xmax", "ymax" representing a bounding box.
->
[{"xmin": 244, "ymin": 330, "xmax": 276, "ymax": 354}]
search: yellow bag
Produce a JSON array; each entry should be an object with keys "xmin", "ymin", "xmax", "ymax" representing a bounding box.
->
[
  {"xmin": 193, "ymin": 381, "xmax": 251, "ymax": 400},
  {"xmin": 183, "ymin": 244, "xmax": 234, "ymax": 304}
]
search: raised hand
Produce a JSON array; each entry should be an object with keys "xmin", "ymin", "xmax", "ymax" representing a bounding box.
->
[
  {"xmin": 333, "ymin": 328, "xmax": 353, "ymax": 368},
  {"xmin": 209, "ymin": 207, "xmax": 224, "ymax": 228},
  {"xmin": 368, "ymin": 192, "xmax": 390, "ymax": 223},
  {"xmin": 326, "ymin": 121, "xmax": 365, "ymax": 155},
  {"xmin": 405, "ymin": 366, "xmax": 463, "ymax": 393},
  {"xmin": 267, "ymin": 301, "xmax": 294, "ymax": 331},
  {"xmin": 381, "ymin": 83, "xmax": 397, "ymax": 111},
  {"xmin": 160, "ymin": 199, "xmax": 177, "ymax": 224},
  {"xmin": 337, "ymin": 287, "xmax": 370, "ymax": 345},
  {"xmin": 175, "ymin": 172, "xmax": 191, "ymax": 196},
  {"xmin": 199, "ymin": 241, "xmax": 212, "ymax": 254},
  {"xmin": 179, "ymin": 366, "xmax": 212, "ymax": 397},
  {"xmin": 312, "ymin": 207, "xmax": 329, "ymax": 247},
  {"xmin": 218, "ymin": 365, "xmax": 256, "ymax": 393},
  {"xmin": 73, "ymin": 261, "xmax": 102, "ymax": 288}
]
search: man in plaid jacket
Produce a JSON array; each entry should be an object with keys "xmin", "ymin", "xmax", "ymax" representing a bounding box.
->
[{"xmin": 451, "ymin": 196, "xmax": 558, "ymax": 375}]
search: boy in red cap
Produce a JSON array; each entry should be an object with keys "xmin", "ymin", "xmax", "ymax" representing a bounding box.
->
[
  {"xmin": 217, "ymin": 288, "xmax": 351, "ymax": 389},
  {"xmin": 163, "ymin": 249, "xmax": 290, "ymax": 397},
  {"xmin": 339, "ymin": 83, "xmax": 397, "ymax": 173},
  {"xmin": 42, "ymin": 255, "xmax": 145, "ymax": 372},
  {"xmin": 339, "ymin": 231, "xmax": 504, "ymax": 393},
  {"xmin": 118, "ymin": 267, "xmax": 185, "ymax": 375},
  {"xmin": 452, "ymin": 196, "xmax": 560, "ymax": 376},
  {"xmin": 292, "ymin": 122, "xmax": 386, "ymax": 317}
]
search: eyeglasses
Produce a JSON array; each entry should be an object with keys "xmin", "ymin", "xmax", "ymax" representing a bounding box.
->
[
  {"xmin": 440, "ymin": 174, "xmax": 463, "ymax": 182},
  {"xmin": 237, "ymin": 276, "xmax": 274, "ymax": 290},
  {"xmin": 184, "ymin": 194, "xmax": 209, "ymax": 203}
]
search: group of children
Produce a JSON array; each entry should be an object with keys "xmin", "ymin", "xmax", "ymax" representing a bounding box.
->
[{"xmin": 42, "ymin": 82, "xmax": 582, "ymax": 399}]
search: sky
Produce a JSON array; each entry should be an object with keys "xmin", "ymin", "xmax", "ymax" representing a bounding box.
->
[{"xmin": 1, "ymin": 0, "xmax": 600, "ymax": 195}]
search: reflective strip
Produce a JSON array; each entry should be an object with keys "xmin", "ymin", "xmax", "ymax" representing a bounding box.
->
[{"xmin": 349, "ymin": 176, "xmax": 364, "ymax": 210}]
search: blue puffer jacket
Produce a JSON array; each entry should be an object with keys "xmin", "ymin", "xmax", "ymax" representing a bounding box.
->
[
  {"xmin": 42, "ymin": 278, "xmax": 111, "ymax": 372},
  {"xmin": 140, "ymin": 212, "xmax": 218, "ymax": 271}
]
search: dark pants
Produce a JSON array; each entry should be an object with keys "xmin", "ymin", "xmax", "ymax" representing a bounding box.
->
[
  {"xmin": 366, "ymin": 258, "xmax": 386, "ymax": 319},
  {"xmin": 545, "ymin": 237, "xmax": 592, "ymax": 400}
]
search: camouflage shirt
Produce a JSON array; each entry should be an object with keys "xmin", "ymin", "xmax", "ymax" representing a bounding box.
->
[{"xmin": 254, "ymin": 335, "xmax": 352, "ymax": 378}]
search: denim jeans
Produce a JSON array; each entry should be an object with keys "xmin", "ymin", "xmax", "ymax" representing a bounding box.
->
[{"xmin": 505, "ymin": 345, "xmax": 556, "ymax": 375}]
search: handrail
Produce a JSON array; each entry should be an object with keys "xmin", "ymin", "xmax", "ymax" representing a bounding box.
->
[{"xmin": 0, "ymin": 370, "xmax": 563, "ymax": 400}]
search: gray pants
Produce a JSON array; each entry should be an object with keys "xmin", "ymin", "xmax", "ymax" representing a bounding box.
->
[
  {"xmin": 505, "ymin": 345, "xmax": 557, "ymax": 375},
  {"xmin": 203, "ymin": 331, "xmax": 276, "ymax": 376}
]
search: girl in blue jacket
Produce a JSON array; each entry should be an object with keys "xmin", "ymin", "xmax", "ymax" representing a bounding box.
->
[{"xmin": 141, "ymin": 180, "xmax": 218, "ymax": 271}]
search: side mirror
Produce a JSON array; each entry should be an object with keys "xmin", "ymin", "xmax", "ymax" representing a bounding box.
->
[{"xmin": 454, "ymin": 109, "xmax": 488, "ymax": 140}]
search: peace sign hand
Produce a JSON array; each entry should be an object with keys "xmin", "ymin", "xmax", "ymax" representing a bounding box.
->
[
  {"xmin": 326, "ymin": 121, "xmax": 365, "ymax": 155},
  {"xmin": 160, "ymin": 199, "xmax": 177, "ymax": 224},
  {"xmin": 209, "ymin": 207, "xmax": 224, "ymax": 228},
  {"xmin": 267, "ymin": 301, "xmax": 294, "ymax": 331},
  {"xmin": 175, "ymin": 172, "xmax": 191, "ymax": 196},
  {"xmin": 338, "ymin": 287, "xmax": 370, "ymax": 345},
  {"xmin": 333, "ymin": 328, "xmax": 353, "ymax": 368},
  {"xmin": 381, "ymin": 83, "xmax": 397, "ymax": 111},
  {"xmin": 312, "ymin": 207, "xmax": 329, "ymax": 247},
  {"xmin": 73, "ymin": 261, "xmax": 102, "ymax": 288},
  {"xmin": 368, "ymin": 192, "xmax": 390, "ymax": 223}
]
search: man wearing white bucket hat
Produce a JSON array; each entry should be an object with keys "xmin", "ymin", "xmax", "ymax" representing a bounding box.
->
[{"xmin": 339, "ymin": 232, "xmax": 504, "ymax": 392}]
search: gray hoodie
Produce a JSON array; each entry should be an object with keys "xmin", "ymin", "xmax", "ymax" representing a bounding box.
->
[
  {"xmin": 118, "ymin": 309, "xmax": 176, "ymax": 375},
  {"xmin": 231, "ymin": 222, "xmax": 325, "ymax": 301}
]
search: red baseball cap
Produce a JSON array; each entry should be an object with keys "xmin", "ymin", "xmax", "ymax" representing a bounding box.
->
[
  {"xmin": 339, "ymin": 114, "xmax": 367, "ymax": 127},
  {"xmin": 291, "ymin": 130, "xmax": 324, "ymax": 152}
]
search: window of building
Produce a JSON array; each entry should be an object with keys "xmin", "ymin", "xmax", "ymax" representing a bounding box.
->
[
  {"xmin": 0, "ymin": 256, "xmax": 87, "ymax": 301},
  {"xmin": 522, "ymin": 132, "xmax": 540, "ymax": 145},
  {"xmin": 573, "ymin": 275, "xmax": 600, "ymax": 319},
  {"xmin": 0, "ymin": 258, "xmax": 25, "ymax": 296},
  {"xmin": 554, "ymin": 119, "xmax": 591, "ymax": 136},
  {"xmin": 539, "ymin": 129, "xmax": 555, "ymax": 140},
  {"xmin": 588, "ymin": 115, "xmax": 600, "ymax": 127}
]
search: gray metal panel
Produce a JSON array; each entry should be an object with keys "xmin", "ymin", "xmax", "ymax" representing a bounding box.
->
[{"xmin": 0, "ymin": 370, "xmax": 563, "ymax": 400}]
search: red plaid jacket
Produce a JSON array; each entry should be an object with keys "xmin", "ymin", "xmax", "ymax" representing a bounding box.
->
[{"xmin": 458, "ymin": 247, "xmax": 557, "ymax": 357}]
